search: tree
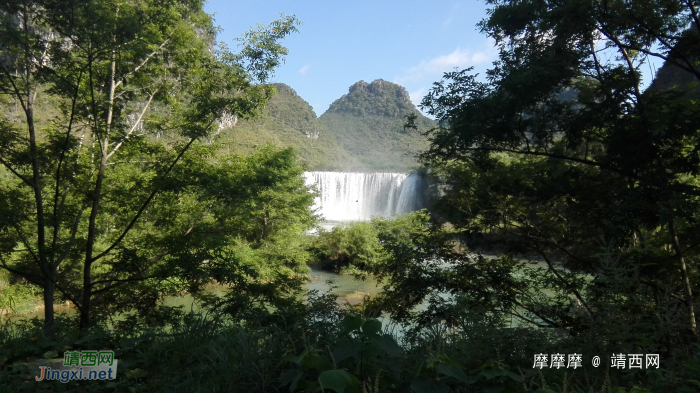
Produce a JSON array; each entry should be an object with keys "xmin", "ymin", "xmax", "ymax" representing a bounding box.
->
[
  {"xmin": 93, "ymin": 144, "xmax": 318, "ymax": 326},
  {"xmin": 217, "ymin": 145, "xmax": 317, "ymax": 245},
  {"xmin": 413, "ymin": 0, "xmax": 700, "ymax": 340},
  {"xmin": 309, "ymin": 222, "xmax": 388, "ymax": 275},
  {"xmin": 0, "ymin": 0, "xmax": 300, "ymax": 330}
]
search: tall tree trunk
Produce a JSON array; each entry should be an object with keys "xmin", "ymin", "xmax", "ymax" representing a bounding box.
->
[
  {"xmin": 669, "ymin": 219, "xmax": 698, "ymax": 338},
  {"xmin": 16, "ymin": 2, "xmax": 54, "ymax": 333},
  {"xmin": 27, "ymin": 90, "xmax": 53, "ymax": 331},
  {"xmin": 43, "ymin": 281, "xmax": 54, "ymax": 330},
  {"xmin": 80, "ymin": 47, "xmax": 116, "ymax": 330}
]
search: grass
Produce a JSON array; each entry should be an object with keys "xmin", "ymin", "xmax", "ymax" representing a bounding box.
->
[{"xmin": 0, "ymin": 271, "xmax": 43, "ymax": 317}]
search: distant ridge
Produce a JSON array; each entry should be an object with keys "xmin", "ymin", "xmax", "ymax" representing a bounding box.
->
[
  {"xmin": 325, "ymin": 79, "xmax": 416, "ymax": 117},
  {"xmin": 646, "ymin": 26, "xmax": 700, "ymax": 98},
  {"xmin": 217, "ymin": 80, "xmax": 435, "ymax": 172},
  {"xmin": 216, "ymin": 83, "xmax": 360, "ymax": 171},
  {"xmin": 319, "ymin": 79, "xmax": 435, "ymax": 171}
]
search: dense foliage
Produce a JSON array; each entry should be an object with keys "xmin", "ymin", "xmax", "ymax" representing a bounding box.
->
[
  {"xmin": 381, "ymin": 0, "xmax": 700, "ymax": 390},
  {"xmin": 4, "ymin": 0, "xmax": 700, "ymax": 392},
  {"xmin": 416, "ymin": 0, "xmax": 700, "ymax": 339},
  {"xmin": 325, "ymin": 80, "xmax": 417, "ymax": 118},
  {"xmin": 0, "ymin": 0, "xmax": 301, "ymax": 331},
  {"xmin": 308, "ymin": 222, "xmax": 387, "ymax": 275}
]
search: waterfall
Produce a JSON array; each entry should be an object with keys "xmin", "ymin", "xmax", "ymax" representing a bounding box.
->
[{"xmin": 303, "ymin": 172, "xmax": 427, "ymax": 222}]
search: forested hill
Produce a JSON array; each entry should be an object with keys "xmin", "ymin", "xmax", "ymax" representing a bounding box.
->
[
  {"xmin": 220, "ymin": 80, "xmax": 435, "ymax": 172},
  {"xmin": 216, "ymin": 83, "xmax": 361, "ymax": 171},
  {"xmin": 646, "ymin": 26, "xmax": 699, "ymax": 98},
  {"xmin": 319, "ymin": 79, "xmax": 435, "ymax": 171}
]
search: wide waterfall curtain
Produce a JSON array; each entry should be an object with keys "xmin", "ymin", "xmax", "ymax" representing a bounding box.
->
[{"xmin": 303, "ymin": 172, "xmax": 426, "ymax": 221}]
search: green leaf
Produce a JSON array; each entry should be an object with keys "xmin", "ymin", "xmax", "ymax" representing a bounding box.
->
[
  {"xmin": 411, "ymin": 375, "xmax": 449, "ymax": 393},
  {"xmin": 289, "ymin": 350, "xmax": 309, "ymax": 365},
  {"xmin": 280, "ymin": 369, "xmax": 303, "ymax": 392},
  {"xmin": 298, "ymin": 351, "xmax": 329, "ymax": 371},
  {"xmin": 339, "ymin": 314, "xmax": 363, "ymax": 335},
  {"xmin": 436, "ymin": 353, "xmax": 460, "ymax": 366},
  {"xmin": 333, "ymin": 342, "xmax": 363, "ymax": 363},
  {"xmin": 436, "ymin": 363, "xmax": 475, "ymax": 385},
  {"xmin": 505, "ymin": 371, "xmax": 523, "ymax": 382},
  {"xmin": 484, "ymin": 382, "xmax": 505, "ymax": 393},
  {"xmin": 318, "ymin": 369, "xmax": 359, "ymax": 393},
  {"xmin": 411, "ymin": 360, "xmax": 426, "ymax": 379},
  {"xmin": 375, "ymin": 335, "xmax": 403, "ymax": 356},
  {"xmin": 310, "ymin": 354, "xmax": 333, "ymax": 373},
  {"xmin": 481, "ymin": 367, "xmax": 507, "ymax": 380},
  {"xmin": 361, "ymin": 318, "xmax": 382, "ymax": 336}
]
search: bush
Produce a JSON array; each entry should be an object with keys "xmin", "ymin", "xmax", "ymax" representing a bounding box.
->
[{"xmin": 309, "ymin": 223, "xmax": 387, "ymax": 276}]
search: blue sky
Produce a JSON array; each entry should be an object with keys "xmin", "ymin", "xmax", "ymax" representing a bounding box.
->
[
  {"xmin": 204, "ymin": 0, "xmax": 662, "ymax": 117},
  {"xmin": 204, "ymin": 0, "xmax": 497, "ymax": 116}
]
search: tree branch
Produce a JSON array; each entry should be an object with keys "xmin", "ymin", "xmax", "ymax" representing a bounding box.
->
[
  {"xmin": 535, "ymin": 247, "xmax": 595, "ymax": 319},
  {"xmin": 114, "ymin": 38, "xmax": 171, "ymax": 89},
  {"xmin": 0, "ymin": 155, "xmax": 34, "ymax": 188},
  {"xmin": 0, "ymin": 63, "xmax": 28, "ymax": 113},
  {"xmin": 13, "ymin": 225, "xmax": 39, "ymax": 264},
  {"xmin": 107, "ymin": 90, "xmax": 156, "ymax": 159},
  {"xmin": 456, "ymin": 146, "xmax": 700, "ymax": 197},
  {"xmin": 0, "ymin": 255, "xmax": 43, "ymax": 286},
  {"xmin": 51, "ymin": 71, "xmax": 83, "ymax": 261},
  {"xmin": 686, "ymin": 0, "xmax": 700, "ymax": 33},
  {"xmin": 54, "ymin": 208, "xmax": 85, "ymax": 268},
  {"xmin": 91, "ymin": 116, "xmax": 220, "ymax": 263},
  {"xmin": 90, "ymin": 273, "xmax": 176, "ymax": 295},
  {"xmin": 596, "ymin": 26, "xmax": 641, "ymax": 101},
  {"xmin": 625, "ymin": 12, "xmax": 700, "ymax": 83}
]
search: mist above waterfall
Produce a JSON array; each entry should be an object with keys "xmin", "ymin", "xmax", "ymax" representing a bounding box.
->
[{"xmin": 303, "ymin": 172, "xmax": 427, "ymax": 222}]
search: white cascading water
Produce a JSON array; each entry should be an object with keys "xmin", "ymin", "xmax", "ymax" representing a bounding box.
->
[{"xmin": 303, "ymin": 172, "xmax": 426, "ymax": 222}]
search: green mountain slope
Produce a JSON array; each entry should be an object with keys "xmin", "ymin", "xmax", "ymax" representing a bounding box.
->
[
  {"xmin": 215, "ymin": 83, "xmax": 359, "ymax": 170},
  {"xmin": 8, "ymin": 81, "xmax": 433, "ymax": 172},
  {"xmin": 648, "ymin": 59, "xmax": 700, "ymax": 98},
  {"xmin": 646, "ymin": 27, "xmax": 700, "ymax": 98},
  {"xmin": 215, "ymin": 80, "xmax": 435, "ymax": 172},
  {"xmin": 319, "ymin": 79, "xmax": 435, "ymax": 172}
]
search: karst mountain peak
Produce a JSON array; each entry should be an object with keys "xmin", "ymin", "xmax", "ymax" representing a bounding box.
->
[{"xmin": 218, "ymin": 79, "xmax": 435, "ymax": 172}]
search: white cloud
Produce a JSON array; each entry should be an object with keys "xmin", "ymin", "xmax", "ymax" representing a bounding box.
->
[
  {"xmin": 298, "ymin": 65, "xmax": 310, "ymax": 76},
  {"xmin": 441, "ymin": 3, "xmax": 460, "ymax": 28},
  {"xmin": 409, "ymin": 88, "xmax": 426, "ymax": 108},
  {"xmin": 396, "ymin": 43, "xmax": 496, "ymax": 84},
  {"xmin": 470, "ymin": 51, "xmax": 491, "ymax": 64},
  {"xmin": 442, "ymin": 14, "xmax": 454, "ymax": 28}
]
